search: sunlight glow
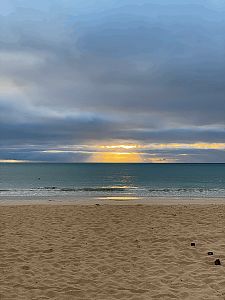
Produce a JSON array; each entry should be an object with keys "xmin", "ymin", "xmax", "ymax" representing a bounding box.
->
[
  {"xmin": 0, "ymin": 160, "xmax": 28, "ymax": 163},
  {"xmin": 89, "ymin": 152, "xmax": 143, "ymax": 163},
  {"xmin": 39, "ymin": 142, "xmax": 225, "ymax": 163}
]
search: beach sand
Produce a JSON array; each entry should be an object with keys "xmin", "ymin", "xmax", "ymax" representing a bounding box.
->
[{"xmin": 1, "ymin": 201, "xmax": 225, "ymax": 299}]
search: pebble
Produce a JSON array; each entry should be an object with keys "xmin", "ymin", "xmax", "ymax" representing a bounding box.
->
[{"xmin": 215, "ymin": 259, "xmax": 221, "ymax": 265}]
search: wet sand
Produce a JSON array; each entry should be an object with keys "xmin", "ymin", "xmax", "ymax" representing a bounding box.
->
[{"xmin": 1, "ymin": 201, "xmax": 225, "ymax": 299}]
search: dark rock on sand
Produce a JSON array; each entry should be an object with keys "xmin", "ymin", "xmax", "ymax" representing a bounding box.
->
[{"xmin": 215, "ymin": 259, "xmax": 221, "ymax": 265}]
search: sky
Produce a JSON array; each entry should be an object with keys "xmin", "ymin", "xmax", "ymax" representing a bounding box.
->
[{"xmin": 0, "ymin": 0, "xmax": 225, "ymax": 163}]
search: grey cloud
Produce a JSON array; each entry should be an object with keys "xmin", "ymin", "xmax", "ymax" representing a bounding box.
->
[
  {"xmin": 0, "ymin": 148, "xmax": 91, "ymax": 162},
  {"xmin": 0, "ymin": 1, "xmax": 225, "ymax": 162},
  {"xmin": 1, "ymin": 100, "xmax": 224, "ymax": 146}
]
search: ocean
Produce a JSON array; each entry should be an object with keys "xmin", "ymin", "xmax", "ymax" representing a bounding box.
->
[{"xmin": 0, "ymin": 163, "xmax": 225, "ymax": 199}]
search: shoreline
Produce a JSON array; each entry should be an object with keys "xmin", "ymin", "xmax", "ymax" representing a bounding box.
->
[{"xmin": 0, "ymin": 195, "xmax": 225, "ymax": 206}]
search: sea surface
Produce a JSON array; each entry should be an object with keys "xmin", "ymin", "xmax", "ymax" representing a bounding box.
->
[{"xmin": 0, "ymin": 163, "xmax": 225, "ymax": 199}]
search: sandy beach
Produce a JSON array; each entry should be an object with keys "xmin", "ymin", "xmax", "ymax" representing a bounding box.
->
[{"xmin": 1, "ymin": 200, "xmax": 225, "ymax": 299}]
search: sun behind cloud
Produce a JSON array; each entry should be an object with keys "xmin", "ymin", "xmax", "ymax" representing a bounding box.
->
[
  {"xmin": 88, "ymin": 144, "xmax": 143, "ymax": 162},
  {"xmin": 89, "ymin": 152, "xmax": 143, "ymax": 163},
  {"xmin": 87, "ymin": 143, "xmax": 179, "ymax": 163}
]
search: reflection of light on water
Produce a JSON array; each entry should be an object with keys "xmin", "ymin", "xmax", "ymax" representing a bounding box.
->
[
  {"xmin": 110, "ymin": 186, "xmax": 129, "ymax": 189},
  {"xmin": 99, "ymin": 196, "xmax": 139, "ymax": 201},
  {"xmin": 109, "ymin": 185, "xmax": 138, "ymax": 189}
]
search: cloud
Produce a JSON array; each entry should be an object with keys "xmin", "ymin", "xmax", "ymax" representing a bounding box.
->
[{"xmin": 0, "ymin": 0, "xmax": 225, "ymax": 162}]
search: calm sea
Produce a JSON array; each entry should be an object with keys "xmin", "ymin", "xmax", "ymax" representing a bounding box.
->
[{"xmin": 0, "ymin": 163, "xmax": 225, "ymax": 199}]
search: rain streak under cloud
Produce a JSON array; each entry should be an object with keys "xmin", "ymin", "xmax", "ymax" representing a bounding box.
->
[{"xmin": 0, "ymin": 0, "xmax": 225, "ymax": 162}]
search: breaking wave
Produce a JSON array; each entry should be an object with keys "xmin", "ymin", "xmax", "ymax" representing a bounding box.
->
[{"xmin": 0, "ymin": 185, "xmax": 225, "ymax": 198}]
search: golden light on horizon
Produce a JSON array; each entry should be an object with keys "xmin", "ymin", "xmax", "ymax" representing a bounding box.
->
[
  {"xmin": 0, "ymin": 160, "xmax": 28, "ymax": 163},
  {"xmin": 89, "ymin": 143, "xmax": 142, "ymax": 162},
  {"xmin": 88, "ymin": 152, "xmax": 178, "ymax": 163},
  {"xmin": 35, "ymin": 142, "xmax": 225, "ymax": 163},
  {"xmin": 89, "ymin": 142, "xmax": 179, "ymax": 163},
  {"xmin": 89, "ymin": 152, "xmax": 143, "ymax": 163}
]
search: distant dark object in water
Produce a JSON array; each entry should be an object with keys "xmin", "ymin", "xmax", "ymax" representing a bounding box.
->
[
  {"xmin": 38, "ymin": 177, "xmax": 40, "ymax": 180},
  {"xmin": 215, "ymin": 259, "xmax": 221, "ymax": 265},
  {"xmin": 208, "ymin": 252, "xmax": 213, "ymax": 255},
  {"xmin": 191, "ymin": 242, "xmax": 195, "ymax": 247},
  {"xmin": 95, "ymin": 204, "xmax": 100, "ymax": 206}
]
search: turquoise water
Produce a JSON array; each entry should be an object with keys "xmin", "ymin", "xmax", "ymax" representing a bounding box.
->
[{"xmin": 0, "ymin": 163, "xmax": 225, "ymax": 198}]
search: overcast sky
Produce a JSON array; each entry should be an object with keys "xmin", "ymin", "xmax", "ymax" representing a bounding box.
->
[{"xmin": 0, "ymin": 0, "xmax": 225, "ymax": 162}]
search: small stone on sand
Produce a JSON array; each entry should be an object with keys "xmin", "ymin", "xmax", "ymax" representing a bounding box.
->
[{"xmin": 215, "ymin": 259, "xmax": 221, "ymax": 265}]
